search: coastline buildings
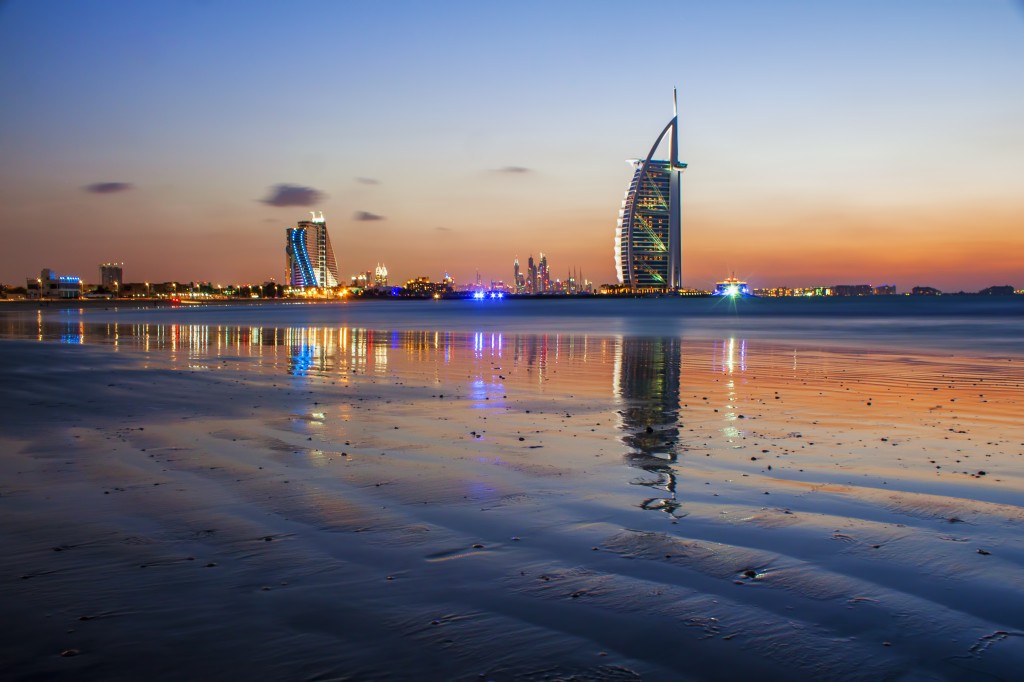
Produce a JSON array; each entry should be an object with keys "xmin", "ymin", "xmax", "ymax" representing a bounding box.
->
[
  {"xmin": 616, "ymin": 90, "xmax": 687, "ymax": 292},
  {"xmin": 832, "ymin": 284, "xmax": 874, "ymax": 297},
  {"xmin": 27, "ymin": 268, "xmax": 82, "ymax": 299},
  {"xmin": 404, "ymin": 276, "xmax": 453, "ymax": 298},
  {"xmin": 285, "ymin": 212, "xmax": 340, "ymax": 288},
  {"xmin": 100, "ymin": 262, "xmax": 123, "ymax": 289}
]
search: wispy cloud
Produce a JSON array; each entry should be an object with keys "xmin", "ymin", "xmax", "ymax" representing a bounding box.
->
[
  {"xmin": 353, "ymin": 210, "xmax": 385, "ymax": 221},
  {"xmin": 435, "ymin": 226, "xmax": 451, "ymax": 232},
  {"xmin": 355, "ymin": 177, "xmax": 380, "ymax": 185},
  {"xmin": 84, "ymin": 181, "xmax": 133, "ymax": 194},
  {"xmin": 260, "ymin": 184, "xmax": 325, "ymax": 207},
  {"xmin": 495, "ymin": 166, "xmax": 531, "ymax": 174}
]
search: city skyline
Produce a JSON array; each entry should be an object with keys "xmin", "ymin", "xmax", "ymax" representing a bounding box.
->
[{"xmin": 1, "ymin": 2, "xmax": 1022, "ymax": 291}]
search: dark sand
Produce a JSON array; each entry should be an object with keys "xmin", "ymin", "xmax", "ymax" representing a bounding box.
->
[{"xmin": 2, "ymin": 319, "xmax": 1023, "ymax": 680}]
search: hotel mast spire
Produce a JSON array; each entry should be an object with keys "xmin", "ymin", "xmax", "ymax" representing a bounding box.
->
[
  {"xmin": 668, "ymin": 87, "xmax": 682, "ymax": 288},
  {"xmin": 671, "ymin": 88, "xmax": 679, "ymax": 167}
]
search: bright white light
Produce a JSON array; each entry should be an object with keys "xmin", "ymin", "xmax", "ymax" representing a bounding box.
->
[{"xmin": 727, "ymin": 285, "xmax": 739, "ymax": 297}]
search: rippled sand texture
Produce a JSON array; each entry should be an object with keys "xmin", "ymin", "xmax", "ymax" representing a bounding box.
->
[{"xmin": 1, "ymin": 326, "xmax": 1022, "ymax": 681}]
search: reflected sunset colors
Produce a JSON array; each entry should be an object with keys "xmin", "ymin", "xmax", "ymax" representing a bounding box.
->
[
  {"xmin": 3, "ymin": 307, "xmax": 1024, "ymax": 679},
  {"xmin": 8, "ymin": 312, "xmax": 1021, "ymax": 510}
]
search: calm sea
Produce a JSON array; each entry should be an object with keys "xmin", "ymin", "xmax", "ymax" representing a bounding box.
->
[{"xmin": 2, "ymin": 295, "xmax": 1022, "ymax": 355}]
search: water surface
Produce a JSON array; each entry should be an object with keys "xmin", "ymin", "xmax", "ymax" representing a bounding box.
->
[{"xmin": 1, "ymin": 300, "xmax": 1022, "ymax": 680}]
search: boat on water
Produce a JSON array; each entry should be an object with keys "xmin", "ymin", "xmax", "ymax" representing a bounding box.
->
[{"xmin": 713, "ymin": 276, "xmax": 752, "ymax": 297}]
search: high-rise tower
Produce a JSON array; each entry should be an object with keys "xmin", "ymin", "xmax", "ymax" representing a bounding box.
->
[
  {"xmin": 286, "ymin": 212, "xmax": 340, "ymax": 288},
  {"xmin": 615, "ymin": 90, "xmax": 687, "ymax": 291},
  {"xmin": 513, "ymin": 258, "xmax": 525, "ymax": 294},
  {"xmin": 99, "ymin": 262, "xmax": 123, "ymax": 289}
]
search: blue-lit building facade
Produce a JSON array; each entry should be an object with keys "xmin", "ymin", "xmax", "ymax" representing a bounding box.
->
[
  {"xmin": 28, "ymin": 268, "xmax": 82, "ymax": 299},
  {"xmin": 616, "ymin": 92, "xmax": 687, "ymax": 291},
  {"xmin": 286, "ymin": 212, "xmax": 340, "ymax": 288}
]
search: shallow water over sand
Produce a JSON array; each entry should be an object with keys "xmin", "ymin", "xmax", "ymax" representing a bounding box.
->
[{"xmin": 2, "ymin": 302, "xmax": 1023, "ymax": 680}]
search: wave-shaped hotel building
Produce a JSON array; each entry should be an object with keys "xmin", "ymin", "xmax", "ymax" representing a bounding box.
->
[
  {"xmin": 286, "ymin": 212, "xmax": 340, "ymax": 288},
  {"xmin": 615, "ymin": 91, "xmax": 687, "ymax": 292}
]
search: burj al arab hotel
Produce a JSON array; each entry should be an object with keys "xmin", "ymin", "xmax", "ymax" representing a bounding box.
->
[{"xmin": 615, "ymin": 90, "xmax": 687, "ymax": 292}]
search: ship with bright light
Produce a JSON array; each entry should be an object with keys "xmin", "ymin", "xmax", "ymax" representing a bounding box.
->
[{"xmin": 713, "ymin": 276, "xmax": 752, "ymax": 297}]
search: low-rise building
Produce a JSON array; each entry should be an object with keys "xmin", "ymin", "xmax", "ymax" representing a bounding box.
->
[
  {"xmin": 28, "ymin": 269, "xmax": 82, "ymax": 299},
  {"xmin": 832, "ymin": 284, "xmax": 873, "ymax": 297}
]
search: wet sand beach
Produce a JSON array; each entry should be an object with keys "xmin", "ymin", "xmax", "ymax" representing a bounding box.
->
[{"xmin": 1, "ymin": 302, "xmax": 1023, "ymax": 680}]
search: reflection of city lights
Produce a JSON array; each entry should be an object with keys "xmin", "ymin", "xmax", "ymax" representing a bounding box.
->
[{"xmin": 714, "ymin": 337, "xmax": 747, "ymax": 374}]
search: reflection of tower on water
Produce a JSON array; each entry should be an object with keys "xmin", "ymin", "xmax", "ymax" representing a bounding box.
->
[
  {"xmin": 287, "ymin": 328, "xmax": 332, "ymax": 376},
  {"xmin": 514, "ymin": 334, "xmax": 548, "ymax": 382},
  {"xmin": 615, "ymin": 336, "xmax": 684, "ymax": 518}
]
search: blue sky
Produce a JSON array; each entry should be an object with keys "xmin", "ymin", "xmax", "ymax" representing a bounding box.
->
[{"xmin": 1, "ymin": 0, "xmax": 1022, "ymax": 290}]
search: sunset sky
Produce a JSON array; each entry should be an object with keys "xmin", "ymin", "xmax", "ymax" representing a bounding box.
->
[{"xmin": 1, "ymin": 1, "xmax": 1022, "ymax": 291}]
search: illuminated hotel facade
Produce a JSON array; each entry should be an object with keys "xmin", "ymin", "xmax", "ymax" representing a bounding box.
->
[
  {"xmin": 286, "ymin": 212, "xmax": 340, "ymax": 288},
  {"xmin": 615, "ymin": 90, "xmax": 687, "ymax": 291}
]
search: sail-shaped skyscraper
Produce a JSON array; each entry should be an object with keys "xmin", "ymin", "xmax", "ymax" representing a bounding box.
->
[
  {"xmin": 286, "ymin": 212, "xmax": 340, "ymax": 288},
  {"xmin": 615, "ymin": 90, "xmax": 687, "ymax": 291}
]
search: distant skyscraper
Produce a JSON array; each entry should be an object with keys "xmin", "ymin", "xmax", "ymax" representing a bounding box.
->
[
  {"xmin": 538, "ymin": 253, "xmax": 549, "ymax": 292},
  {"xmin": 100, "ymin": 262, "xmax": 123, "ymax": 289},
  {"xmin": 513, "ymin": 258, "xmax": 525, "ymax": 294},
  {"xmin": 374, "ymin": 263, "xmax": 388, "ymax": 287},
  {"xmin": 616, "ymin": 89, "xmax": 687, "ymax": 291},
  {"xmin": 286, "ymin": 212, "xmax": 339, "ymax": 288},
  {"xmin": 527, "ymin": 255, "xmax": 537, "ymax": 294}
]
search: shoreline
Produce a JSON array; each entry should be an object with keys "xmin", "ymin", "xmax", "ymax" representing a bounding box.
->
[
  {"xmin": 1, "ymin": 290, "xmax": 1021, "ymax": 311},
  {"xmin": 2, "ymin": 313, "xmax": 1022, "ymax": 680}
]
